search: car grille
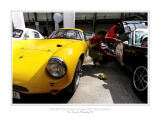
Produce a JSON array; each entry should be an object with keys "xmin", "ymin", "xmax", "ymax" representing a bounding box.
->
[{"xmin": 13, "ymin": 85, "xmax": 29, "ymax": 92}]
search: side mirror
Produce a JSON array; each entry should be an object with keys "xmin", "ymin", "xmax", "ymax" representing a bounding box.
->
[{"xmin": 123, "ymin": 41, "xmax": 128, "ymax": 44}]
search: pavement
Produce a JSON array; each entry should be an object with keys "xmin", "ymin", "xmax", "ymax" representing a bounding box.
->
[
  {"xmin": 68, "ymin": 56, "xmax": 143, "ymax": 104},
  {"xmin": 68, "ymin": 56, "xmax": 113, "ymax": 104}
]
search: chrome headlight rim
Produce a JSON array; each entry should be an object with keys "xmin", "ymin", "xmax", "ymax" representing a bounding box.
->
[{"xmin": 46, "ymin": 57, "xmax": 67, "ymax": 79}]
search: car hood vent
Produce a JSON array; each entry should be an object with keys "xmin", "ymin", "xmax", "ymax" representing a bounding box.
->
[{"xmin": 57, "ymin": 44, "xmax": 63, "ymax": 47}]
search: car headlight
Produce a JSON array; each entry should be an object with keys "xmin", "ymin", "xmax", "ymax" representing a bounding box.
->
[{"xmin": 46, "ymin": 57, "xmax": 67, "ymax": 78}]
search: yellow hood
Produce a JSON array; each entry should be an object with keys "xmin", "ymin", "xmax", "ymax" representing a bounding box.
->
[{"xmin": 12, "ymin": 39, "xmax": 76, "ymax": 84}]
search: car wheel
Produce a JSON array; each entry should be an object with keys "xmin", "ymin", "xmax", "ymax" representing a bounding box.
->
[
  {"xmin": 65, "ymin": 59, "xmax": 82, "ymax": 94},
  {"xmin": 132, "ymin": 65, "xmax": 148, "ymax": 101}
]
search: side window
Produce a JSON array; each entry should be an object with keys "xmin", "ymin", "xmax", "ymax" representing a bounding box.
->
[
  {"xmin": 13, "ymin": 29, "xmax": 23, "ymax": 38},
  {"xmin": 135, "ymin": 31, "xmax": 148, "ymax": 47},
  {"xmin": 135, "ymin": 31, "xmax": 148, "ymax": 44},
  {"xmin": 127, "ymin": 33, "xmax": 132, "ymax": 45},
  {"xmin": 33, "ymin": 31, "xmax": 40, "ymax": 38},
  {"xmin": 135, "ymin": 32, "xmax": 141, "ymax": 44}
]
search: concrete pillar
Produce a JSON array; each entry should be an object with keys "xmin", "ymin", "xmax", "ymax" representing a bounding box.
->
[
  {"xmin": 63, "ymin": 12, "xmax": 75, "ymax": 28},
  {"xmin": 12, "ymin": 12, "xmax": 25, "ymax": 28}
]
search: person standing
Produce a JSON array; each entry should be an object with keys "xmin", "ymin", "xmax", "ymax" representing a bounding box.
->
[
  {"xmin": 43, "ymin": 25, "xmax": 49, "ymax": 37},
  {"xmin": 107, "ymin": 23, "xmax": 121, "ymax": 38}
]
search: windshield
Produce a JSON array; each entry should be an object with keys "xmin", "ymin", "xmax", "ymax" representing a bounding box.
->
[
  {"xmin": 48, "ymin": 29, "xmax": 83, "ymax": 40},
  {"xmin": 12, "ymin": 29, "xmax": 23, "ymax": 38}
]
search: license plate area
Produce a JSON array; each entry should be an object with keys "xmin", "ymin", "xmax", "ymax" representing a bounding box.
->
[{"xmin": 13, "ymin": 91, "xmax": 21, "ymax": 99}]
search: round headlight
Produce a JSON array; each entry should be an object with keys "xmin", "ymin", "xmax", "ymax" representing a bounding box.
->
[{"xmin": 46, "ymin": 57, "xmax": 67, "ymax": 78}]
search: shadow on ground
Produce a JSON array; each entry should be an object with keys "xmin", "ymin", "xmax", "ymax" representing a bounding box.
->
[{"xmin": 82, "ymin": 61, "xmax": 146, "ymax": 104}]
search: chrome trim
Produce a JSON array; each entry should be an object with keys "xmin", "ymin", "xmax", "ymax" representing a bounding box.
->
[{"xmin": 46, "ymin": 57, "xmax": 67, "ymax": 79}]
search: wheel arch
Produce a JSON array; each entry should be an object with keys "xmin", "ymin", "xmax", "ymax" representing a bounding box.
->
[{"xmin": 79, "ymin": 53, "xmax": 85, "ymax": 65}]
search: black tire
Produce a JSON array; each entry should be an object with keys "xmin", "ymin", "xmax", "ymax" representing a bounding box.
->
[
  {"xmin": 132, "ymin": 65, "xmax": 148, "ymax": 102},
  {"xmin": 65, "ymin": 59, "xmax": 82, "ymax": 94}
]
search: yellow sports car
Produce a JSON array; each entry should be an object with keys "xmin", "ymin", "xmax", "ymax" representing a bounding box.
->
[{"xmin": 12, "ymin": 28, "xmax": 88, "ymax": 99}]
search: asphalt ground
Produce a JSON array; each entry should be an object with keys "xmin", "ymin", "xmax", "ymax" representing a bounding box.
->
[{"xmin": 13, "ymin": 56, "xmax": 144, "ymax": 104}]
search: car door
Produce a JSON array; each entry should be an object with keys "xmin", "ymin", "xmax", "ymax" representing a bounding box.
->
[
  {"xmin": 120, "ymin": 32, "xmax": 134, "ymax": 65},
  {"xmin": 127, "ymin": 31, "xmax": 148, "ymax": 68}
]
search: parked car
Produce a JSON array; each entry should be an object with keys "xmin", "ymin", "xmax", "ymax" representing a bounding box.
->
[
  {"xmin": 12, "ymin": 28, "xmax": 44, "ymax": 40},
  {"xmin": 116, "ymin": 28, "xmax": 148, "ymax": 100},
  {"xmin": 12, "ymin": 28, "xmax": 88, "ymax": 99}
]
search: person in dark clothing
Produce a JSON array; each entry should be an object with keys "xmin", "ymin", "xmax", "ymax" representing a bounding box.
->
[
  {"xmin": 89, "ymin": 30, "xmax": 121, "ymax": 66},
  {"xmin": 43, "ymin": 25, "xmax": 49, "ymax": 37},
  {"xmin": 107, "ymin": 23, "xmax": 121, "ymax": 38}
]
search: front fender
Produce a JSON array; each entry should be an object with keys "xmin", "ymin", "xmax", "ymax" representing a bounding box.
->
[
  {"xmin": 52, "ymin": 41, "xmax": 87, "ymax": 86},
  {"xmin": 13, "ymin": 40, "xmax": 88, "ymax": 94}
]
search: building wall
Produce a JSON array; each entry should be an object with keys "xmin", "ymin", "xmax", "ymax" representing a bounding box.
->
[
  {"xmin": 23, "ymin": 12, "xmax": 147, "ymax": 36},
  {"xmin": 95, "ymin": 24, "xmax": 114, "ymax": 34},
  {"xmin": 24, "ymin": 12, "xmax": 117, "ymax": 35},
  {"xmin": 75, "ymin": 24, "xmax": 93, "ymax": 33},
  {"xmin": 26, "ymin": 23, "xmax": 115, "ymax": 36}
]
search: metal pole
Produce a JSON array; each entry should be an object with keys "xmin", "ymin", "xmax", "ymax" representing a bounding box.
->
[
  {"xmin": 27, "ymin": 13, "xmax": 30, "ymax": 28},
  {"xmin": 51, "ymin": 13, "xmax": 55, "ymax": 30},
  {"xmin": 34, "ymin": 13, "xmax": 37, "ymax": 30},
  {"xmin": 93, "ymin": 13, "xmax": 96, "ymax": 33},
  {"xmin": 34, "ymin": 13, "xmax": 37, "ymax": 22},
  {"xmin": 46, "ymin": 13, "xmax": 49, "ymax": 26}
]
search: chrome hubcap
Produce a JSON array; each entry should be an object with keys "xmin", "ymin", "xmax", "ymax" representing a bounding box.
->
[
  {"xmin": 133, "ymin": 66, "xmax": 148, "ymax": 91},
  {"xmin": 75, "ymin": 63, "xmax": 82, "ymax": 86}
]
